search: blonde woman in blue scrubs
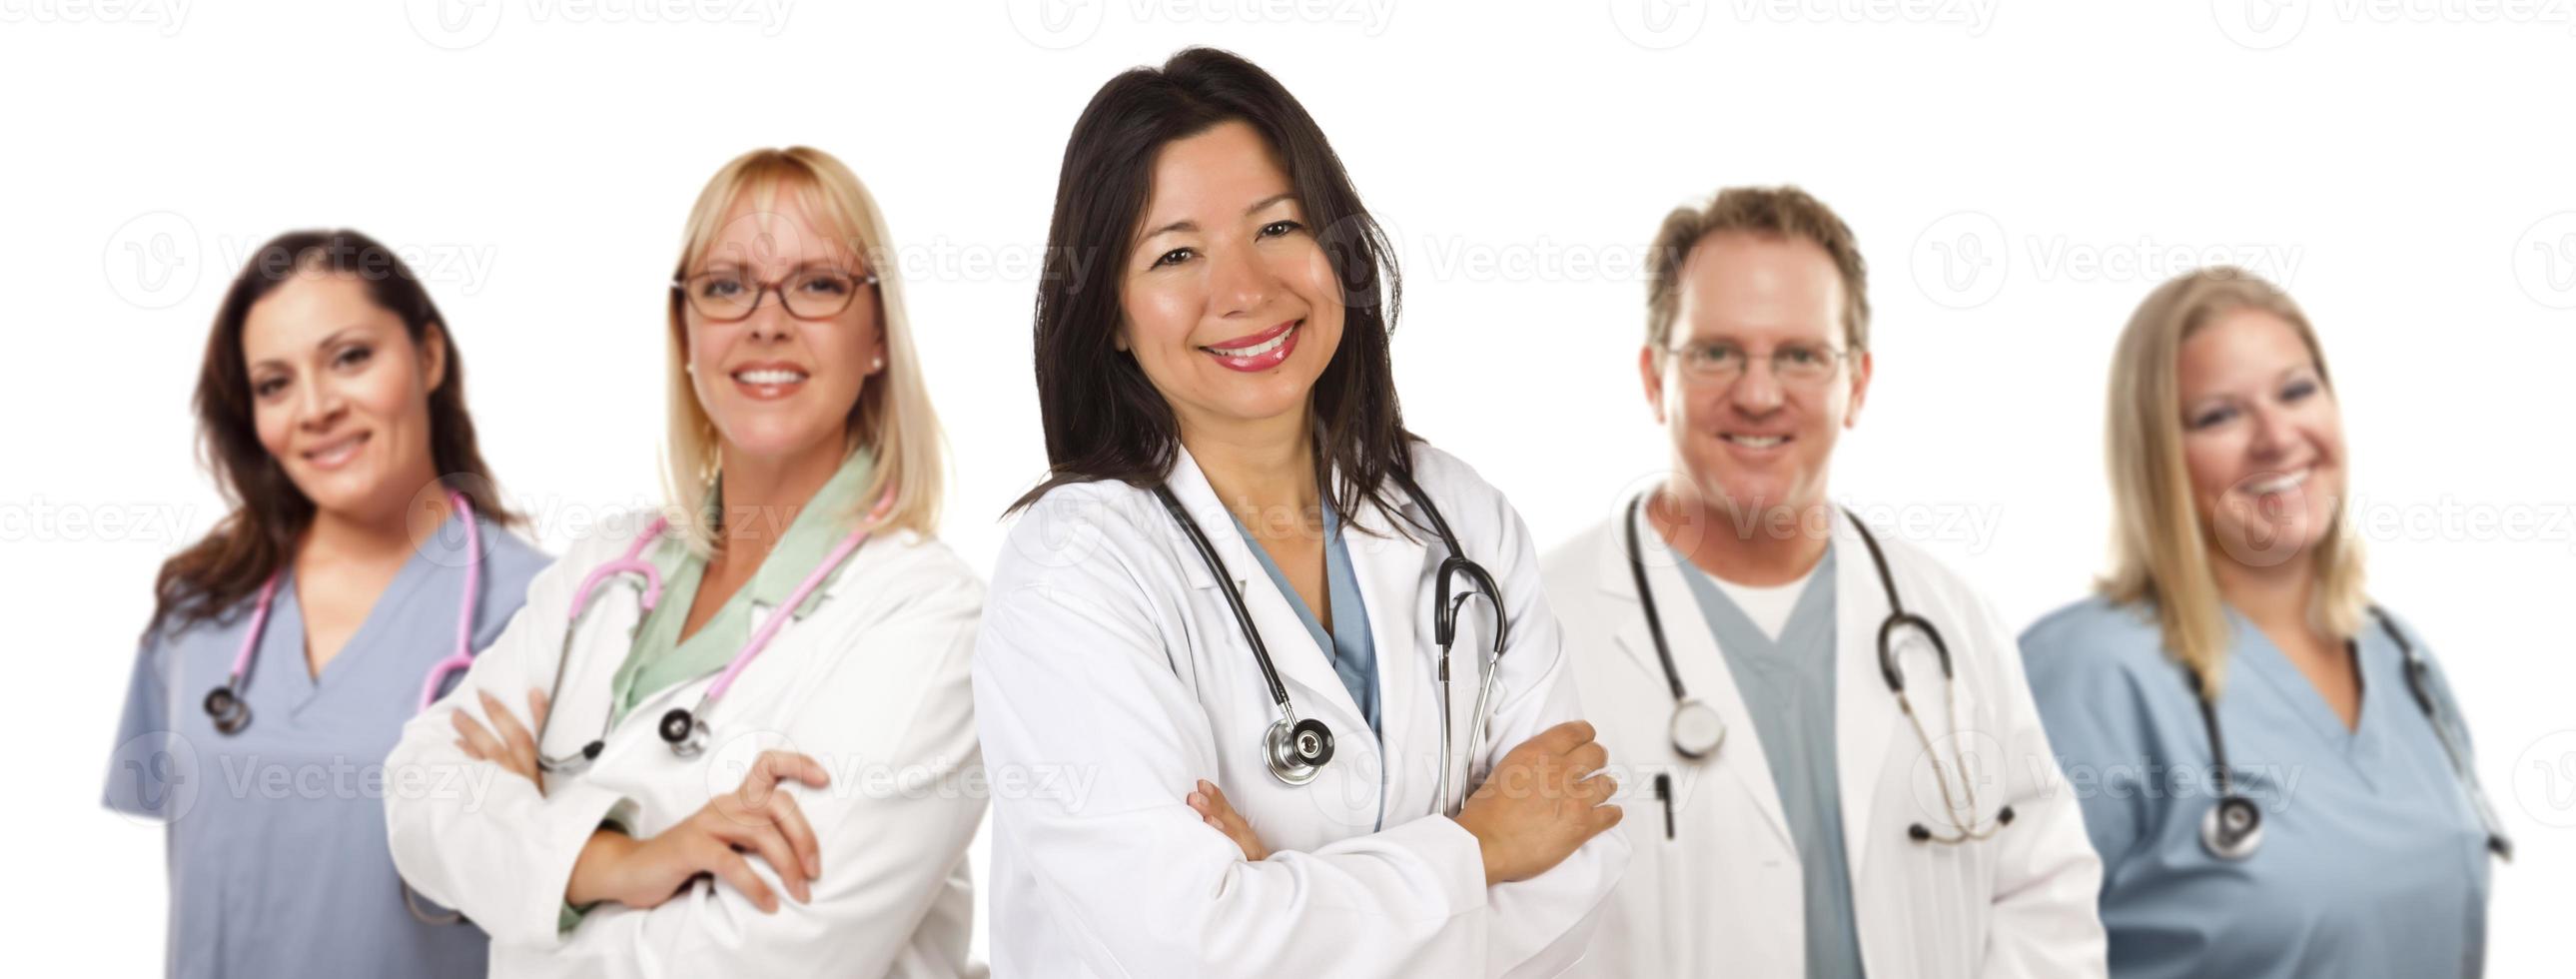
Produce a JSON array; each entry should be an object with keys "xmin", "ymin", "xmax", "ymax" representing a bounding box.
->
[{"xmin": 2020, "ymin": 267, "xmax": 2505, "ymax": 978}]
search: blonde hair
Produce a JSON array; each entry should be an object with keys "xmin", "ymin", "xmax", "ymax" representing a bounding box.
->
[
  {"xmin": 2100, "ymin": 266, "xmax": 2367, "ymax": 695},
  {"xmin": 662, "ymin": 147, "xmax": 945, "ymax": 553}
]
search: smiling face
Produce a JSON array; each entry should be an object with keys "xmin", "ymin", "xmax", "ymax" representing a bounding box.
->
[
  {"xmin": 680, "ymin": 189, "xmax": 885, "ymax": 468},
  {"xmin": 1118, "ymin": 120, "xmax": 1343, "ymax": 437},
  {"xmin": 2175, "ymin": 307, "xmax": 2346, "ymax": 570},
  {"xmin": 242, "ymin": 268, "xmax": 446, "ymax": 522},
  {"xmin": 1642, "ymin": 231, "xmax": 1871, "ymax": 525}
]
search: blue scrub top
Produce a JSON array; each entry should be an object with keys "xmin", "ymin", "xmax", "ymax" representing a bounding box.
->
[
  {"xmin": 2020, "ymin": 596, "xmax": 2493, "ymax": 979},
  {"xmin": 1228, "ymin": 504, "xmax": 1379, "ymax": 734},
  {"xmin": 104, "ymin": 510, "xmax": 549, "ymax": 979}
]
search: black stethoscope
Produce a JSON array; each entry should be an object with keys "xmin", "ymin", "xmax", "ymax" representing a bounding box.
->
[
  {"xmin": 2193, "ymin": 607, "xmax": 2514, "ymax": 862},
  {"xmin": 1621, "ymin": 493, "xmax": 2014, "ymax": 844},
  {"xmin": 1153, "ymin": 468, "xmax": 1505, "ymax": 815}
]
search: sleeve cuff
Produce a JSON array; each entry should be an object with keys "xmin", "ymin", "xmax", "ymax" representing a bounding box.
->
[
  {"xmin": 1383, "ymin": 814, "xmax": 1491, "ymax": 917},
  {"xmin": 529, "ymin": 783, "xmax": 633, "ymax": 944},
  {"xmin": 555, "ymin": 811, "xmax": 636, "ymax": 935}
]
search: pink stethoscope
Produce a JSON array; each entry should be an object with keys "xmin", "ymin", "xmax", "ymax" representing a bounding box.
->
[
  {"xmin": 203, "ymin": 490, "xmax": 486, "ymax": 735},
  {"xmin": 534, "ymin": 490, "xmax": 897, "ymax": 774}
]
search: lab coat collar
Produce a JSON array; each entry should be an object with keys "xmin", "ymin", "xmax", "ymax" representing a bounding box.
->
[
  {"xmin": 1163, "ymin": 446, "xmax": 1419, "ymax": 745},
  {"xmin": 716, "ymin": 447, "xmax": 878, "ymax": 623}
]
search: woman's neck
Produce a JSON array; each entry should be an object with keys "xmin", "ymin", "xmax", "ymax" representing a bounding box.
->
[
  {"xmin": 2212, "ymin": 551, "xmax": 2319, "ymax": 639},
  {"xmin": 302, "ymin": 482, "xmax": 445, "ymax": 572},
  {"xmin": 1181, "ymin": 409, "xmax": 1319, "ymax": 537},
  {"xmin": 714, "ymin": 436, "xmax": 847, "ymax": 566}
]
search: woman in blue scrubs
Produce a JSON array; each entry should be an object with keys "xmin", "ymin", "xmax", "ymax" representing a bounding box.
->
[
  {"xmin": 2020, "ymin": 267, "xmax": 2503, "ymax": 978},
  {"xmin": 104, "ymin": 230, "xmax": 548, "ymax": 978}
]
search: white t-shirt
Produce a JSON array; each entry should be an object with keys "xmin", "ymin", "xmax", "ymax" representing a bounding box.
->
[{"xmin": 1705, "ymin": 560, "xmax": 1821, "ymax": 641}]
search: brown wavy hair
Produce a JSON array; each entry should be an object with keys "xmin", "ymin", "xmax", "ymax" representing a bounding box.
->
[{"xmin": 146, "ymin": 230, "xmax": 518, "ymax": 639}]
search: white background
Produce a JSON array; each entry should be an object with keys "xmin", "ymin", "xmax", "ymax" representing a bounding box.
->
[{"xmin": 8, "ymin": 1, "xmax": 2574, "ymax": 973}]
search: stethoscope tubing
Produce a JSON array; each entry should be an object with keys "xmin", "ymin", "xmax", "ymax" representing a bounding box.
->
[
  {"xmin": 1155, "ymin": 468, "xmax": 1504, "ymax": 810},
  {"xmin": 1621, "ymin": 491, "xmax": 2009, "ymax": 843},
  {"xmin": 536, "ymin": 490, "xmax": 896, "ymax": 775},
  {"xmin": 206, "ymin": 490, "xmax": 483, "ymax": 734}
]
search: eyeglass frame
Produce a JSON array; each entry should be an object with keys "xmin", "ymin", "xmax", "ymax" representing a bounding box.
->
[
  {"xmin": 1659, "ymin": 338, "xmax": 1859, "ymax": 386},
  {"xmin": 670, "ymin": 265, "xmax": 884, "ymax": 323}
]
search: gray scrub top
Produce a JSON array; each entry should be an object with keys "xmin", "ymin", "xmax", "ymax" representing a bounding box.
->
[
  {"xmin": 2020, "ymin": 596, "xmax": 2493, "ymax": 979},
  {"xmin": 1676, "ymin": 545, "xmax": 1868, "ymax": 979},
  {"xmin": 105, "ymin": 510, "xmax": 549, "ymax": 979}
]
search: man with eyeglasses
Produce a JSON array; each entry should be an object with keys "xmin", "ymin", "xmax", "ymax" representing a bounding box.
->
[{"xmin": 1538, "ymin": 186, "xmax": 2107, "ymax": 978}]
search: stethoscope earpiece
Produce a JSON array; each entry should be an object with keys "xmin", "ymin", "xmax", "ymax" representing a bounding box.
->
[
  {"xmin": 205, "ymin": 685, "xmax": 250, "ymax": 735},
  {"xmin": 2201, "ymin": 796, "xmax": 2264, "ymax": 860}
]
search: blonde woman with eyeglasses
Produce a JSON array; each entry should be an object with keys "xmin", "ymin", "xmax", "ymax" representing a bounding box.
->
[
  {"xmin": 385, "ymin": 148, "xmax": 987, "ymax": 977},
  {"xmin": 2021, "ymin": 267, "xmax": 2504, "ymax": 979}
]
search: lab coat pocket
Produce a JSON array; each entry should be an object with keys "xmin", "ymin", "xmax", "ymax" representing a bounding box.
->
[{"xmin": 1889, "ymin": 685, "xmax": 2006, "ymax": 979}]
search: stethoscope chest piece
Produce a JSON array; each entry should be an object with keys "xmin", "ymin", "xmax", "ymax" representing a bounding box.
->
[
  {"xmin": 1669, "ymin": 697, "xmax": 1725, "ymax": 759},
  {"xmin": 204, "ymin": 685, "xmax": 250, "ymax": 735},
  {"xmin": 2201, "ymin": 795, "xmax": 2263, "ymax": 860},
  {"xmin": 659, "ymin": 707, "xmax": 711, "ymax": 759},
  {"xmin": 1265, "ymin": 715, "xmax": 1334, "ymax": 786}
]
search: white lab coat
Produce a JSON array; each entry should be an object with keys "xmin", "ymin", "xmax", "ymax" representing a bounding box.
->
[
  {"xmin": 384, "ymin": 512, "xmax": 987, "ymax": 979},
  {"xmin": 973, "ymin": 443, "xmax": 1629, "ymax": 978},
  {"xmin": 1539, "ymin": 504, "xmax": 2107, "ymax": 979}
]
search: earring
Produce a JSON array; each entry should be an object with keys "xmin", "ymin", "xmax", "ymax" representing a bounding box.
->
[
  {"xmin": 871, "ymin": 356, "xmax": 884, "ymax": 372},
  {"xmin": 697, "ymin": 431, "xmax": 723, "ymax": 488}
]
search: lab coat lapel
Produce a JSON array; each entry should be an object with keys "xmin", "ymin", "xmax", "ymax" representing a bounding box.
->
[
  {"xmin": 541, "ymin": 523, "xmax": 880, "ymax": 795},
  {"xmin": 1165, "ymin": 449, "xmax": 1372, "ymax": 740},
  {"xmin": 1595, "ymin": 500, "xmax": 1793, "ymax": 850},
  {"xmin": 1346, "ymin": 483, "xmax": 1432, "ymax": 812},
  {"xmin": 1833, "ymin": 511, "xmax": 1898, "ymax": 878}
]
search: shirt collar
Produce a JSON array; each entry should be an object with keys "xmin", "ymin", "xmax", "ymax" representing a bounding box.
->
[{"xmin": 698, "ymin": 446, "xmax": 877, "ymax": 619}]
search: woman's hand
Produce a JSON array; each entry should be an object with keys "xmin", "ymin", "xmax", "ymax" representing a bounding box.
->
[
  {"xmin": 563, "ymin": 750, "xmax": 830, "ymax": 914},
  {"xmin": 1185, "ymin": 779, "xmax": 1269, "ymax": 861},
  {"xmin": 453, "ymin": 687, "xmax": 549, "ymax": 793},
  {"xmin": 1451, "ymin": 720, "xmax": 1621, "ymax": 886}
]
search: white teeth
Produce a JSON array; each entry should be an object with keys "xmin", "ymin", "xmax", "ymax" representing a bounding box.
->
[
  {"xmin": 2246, "ymin": 468, "xmax": 2310, "ymax": 494},
  {"xmin": 1209, "ymin": 324, "xmax": 1295, "ymax": 358},
  {"xmin": 1724, "ymin": 435, "xmax": 1787, "ymax": 449},
  {"xmin": 733, "ymin": 369, "xmax": 806, "ymax": 386},
  {"xmin": 307, "ymin": 434, "xmax": 364, "ymax": 462}
]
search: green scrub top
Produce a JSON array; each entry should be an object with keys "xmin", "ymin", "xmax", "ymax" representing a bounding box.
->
[{"xmin": 606, "ymin": 448, "xmax": 876, "ymax": 725}]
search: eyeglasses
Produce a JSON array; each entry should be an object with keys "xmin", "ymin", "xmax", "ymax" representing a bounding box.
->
[
  {"xmin": 672, "ymin": 267, "xmax": 881, "ymax": 323},
  {"xmin": 1664, "ymin": 340, "xmax": 1852, "ymax": 385}
]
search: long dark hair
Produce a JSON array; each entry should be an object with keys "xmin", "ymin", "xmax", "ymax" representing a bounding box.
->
[
  {"xmin": 147, "ymin": 229, "xmax": 518, "ymax": 639},
  {"xmin": 1011, "ymin": 47, "xmax": 1412, "ymax": 526}
]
